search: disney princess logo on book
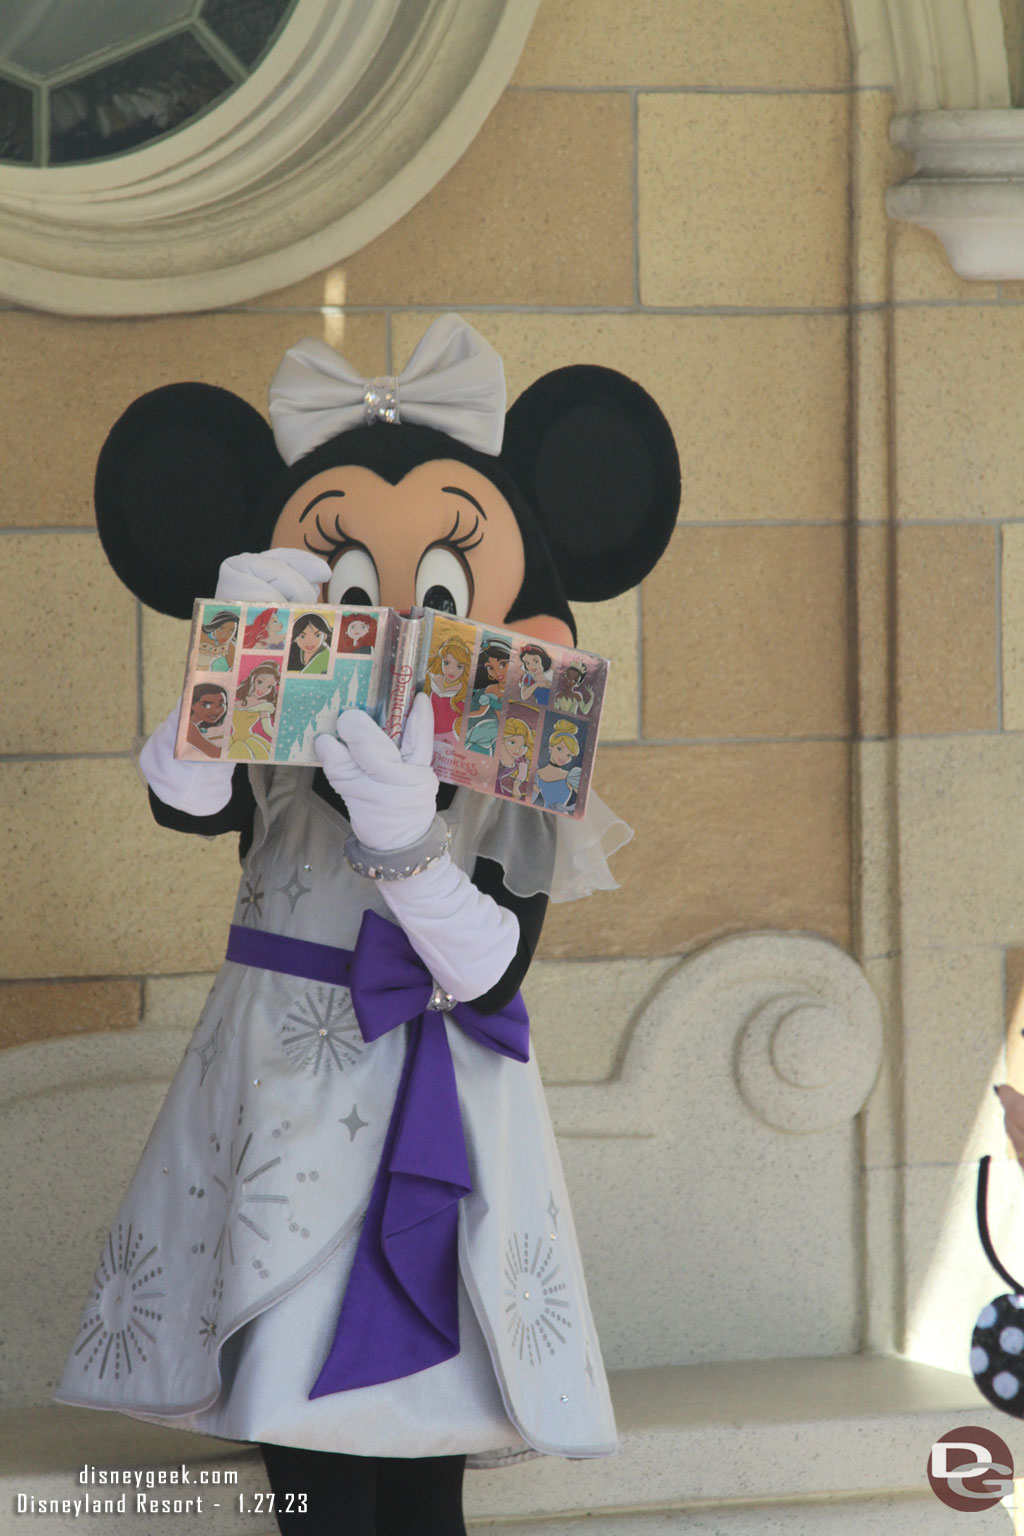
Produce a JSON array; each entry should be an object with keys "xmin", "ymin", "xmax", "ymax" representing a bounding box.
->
[{"xmin": 175, "ymin": 600, "xmax": 609, "ymax": 819}]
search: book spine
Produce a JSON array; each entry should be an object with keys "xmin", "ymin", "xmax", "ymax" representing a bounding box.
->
[{"xmin": 382, "ymin": 612, "xmax": 424, "ymax": 741}]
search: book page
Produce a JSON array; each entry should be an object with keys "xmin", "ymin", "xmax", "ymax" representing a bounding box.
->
[
  {"xmin": 418, "ymin": 611, "xmax": 607, "ymax": 820},
  {"xmin": 175, "ymin": 600, "xmax": 392, "ymax": 766},
  {"xmin": 174, "ymin": 601, "xmax": 608, "ymax": 818}
]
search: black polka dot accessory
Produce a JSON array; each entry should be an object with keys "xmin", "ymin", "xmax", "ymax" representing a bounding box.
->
[
  {"xmin": 972, "ymin": 1294, "xmax": 1024, "ymax": 1414},
  {"xmin": 972, "ymin": 1156, "xmax": 1024, "ymax": 1418}
]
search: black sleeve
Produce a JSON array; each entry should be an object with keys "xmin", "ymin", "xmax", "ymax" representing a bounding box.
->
[
  {"xmin": 467, "ymin": 855, "xmax": 549, "ymax": 1014},
  {"xmin": 148, "ymin": 767, "xmax": 258, "ymax": 859}
]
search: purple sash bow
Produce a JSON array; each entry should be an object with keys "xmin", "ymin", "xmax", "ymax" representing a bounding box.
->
[{"xmin": 227, "ymin": 911, "xmax": 529, "ymax": 1394}]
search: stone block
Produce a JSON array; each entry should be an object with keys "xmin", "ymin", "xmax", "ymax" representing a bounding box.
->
[
  {"xmin": 901, "ymin": 946, "xmax": 1006, "ymax": 1165},
  {"xmin": 0, "ymin": 980, "xmax": 139, "ymax": 1050},
  {"xmin": 0, "ymin": 761, "xmax": 241, "ymax": 978},
  {"xmin": 513, "ymin": 0, "xmax": 849, "ymax": 89},
  {"xmin": 893, "ymin": 305, "xmax": 1024, "ymax": 522},
  {"xmin": 896, "ymin": 523, "xmax": 998, "ymax": 734},
  {"xmin": 638, "ymin": 94, "xmax": 850, "ymax": 308},
  {"xmin": 897, "ymin": 735, "xmax": 1024, "ymax": 950},
  {"xmin": 642, "ymin": 524, "xmax": 849, "ymax": 739},
  {"xmin": 341, "ymin": 94, "xmax": 633, "ymax": 307},
  {"xmin": 542, "ymin": 741, "xmax": 851, "ymax": 960},
  {"xmin": 3, "ymin": 532, "xmax": 136, "ymax": 754}
]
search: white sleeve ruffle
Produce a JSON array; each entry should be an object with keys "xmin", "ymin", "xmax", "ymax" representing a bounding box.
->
[{"xmin": 450, "ymin": 789, "xmax": 632, "ymax": 905}]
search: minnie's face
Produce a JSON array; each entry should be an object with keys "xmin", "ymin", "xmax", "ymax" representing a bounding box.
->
[{"xmin": 271, "ymin": 460, "xmax": 571, "ymax": 645}]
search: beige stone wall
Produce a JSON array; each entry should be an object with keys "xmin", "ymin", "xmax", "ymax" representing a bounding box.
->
[
  {"xmin": 0, "ymin": 1, "xmax": 854, "ymax": 1084},
  {"xmin": 884, "ymin": 217, "xmax": 1024, "ymax": 1359}
]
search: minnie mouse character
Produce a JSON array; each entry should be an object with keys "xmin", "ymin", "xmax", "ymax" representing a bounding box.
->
[{"xmin": 55, "ymin": 317, "xmax": 679, "ymax": 1536}]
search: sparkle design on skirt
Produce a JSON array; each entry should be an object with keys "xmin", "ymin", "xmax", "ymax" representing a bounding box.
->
[
  {"xmin": 206, "ymin": 1105, "xmax": 289, "ymax": 1274},
  {"xmin": 504, "ymin": 1231, "xmax": 572, "ymax": 1367},
  {"xmin": 199, "ymin": 1274, "xmax": 224, "ymax": 1351},
  {"xmin": 239, "ymin": 879, "xmax": 264, "ymax": 925},
  {"xmin": 73, "ymin": 1221, "xmax": 165, "ymax": 1381},
  {"xmin": 193, "ymin": 1017, "xmax": 222, "ymax": 1087},
  {"xmin": 281, "ymin": 986, "xmax": 364, "ymax": 1076},
  {"xmin": 278, "ymin": 866, "xmax": 314, "ymax": 913}
]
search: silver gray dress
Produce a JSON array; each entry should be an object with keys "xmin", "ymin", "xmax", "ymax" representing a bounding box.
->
[{"xmin": 55, "ymin": 766, "xmax": 624, "ymax": 1466}]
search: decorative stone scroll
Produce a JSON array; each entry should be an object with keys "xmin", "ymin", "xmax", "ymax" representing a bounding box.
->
[{"xmin": 550, "ymin": 931, "xmax": 883, "ymax": 1141}]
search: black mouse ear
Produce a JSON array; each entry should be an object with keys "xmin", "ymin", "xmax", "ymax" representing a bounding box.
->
[
  {"xmin": 95, "ymin": 382, "xmax": 285, "ymax": 617},
  {"xmin": 500, "ymin": 365, "xmax": 680, "ymax": 603}
]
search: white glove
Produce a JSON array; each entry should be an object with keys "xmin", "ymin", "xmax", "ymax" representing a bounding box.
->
[
  {"xmin": 215, "ymin": 547, "xmax": 331, "ymax": 604},
  {"xmin": 380, "ymin": 855, "xmax": 520, "ymax": 1002},
  {"xmin": 316, "ymin": 696, "xmax": 519, "ymax": 1000},
  {"xmin": 139, "ymin": 707, "xmax": 235, "ymax": 817},
  {"xmin": 314, "ymin": 694, "xmax": 438, "ymax": 853},
  {"xmin": 141, "ymin": 547, "xmax": 331, "ymax": 817}
]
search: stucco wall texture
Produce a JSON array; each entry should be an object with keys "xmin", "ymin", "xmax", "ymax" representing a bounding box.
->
[{"xmin": 1, "ymin": 0, "xmax": 860, "ymax": 1084}]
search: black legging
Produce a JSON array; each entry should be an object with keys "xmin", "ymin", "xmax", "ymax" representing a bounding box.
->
[{"xmin": 260, "ymin": 1444, "xmax": 467, "ymax": 1536}]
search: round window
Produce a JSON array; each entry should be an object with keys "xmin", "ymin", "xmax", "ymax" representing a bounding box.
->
[
  {"xmin": 0, "ymin": 0, "xmax": 540, "ymax": 315},
  {"xmin": 0, "ymin": 0, "xmax": 297, "ymax": 166}
]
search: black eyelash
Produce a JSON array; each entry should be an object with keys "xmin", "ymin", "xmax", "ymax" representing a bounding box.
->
[
  {"xmin": 441, "ymin": 509, "xmax": 483, "ymax": 554},
  {"xmin": 304, "ymin": 510, "xmax": 352, "ymax": 559}
]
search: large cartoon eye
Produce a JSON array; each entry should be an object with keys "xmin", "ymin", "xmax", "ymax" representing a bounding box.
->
[
  {"xmin": 415, "ymin": 546, "xmax": 472, "ymax": 616},
  {"xmin": 326, "ymin": 546, "xmax": 380, "ymax": 606}
]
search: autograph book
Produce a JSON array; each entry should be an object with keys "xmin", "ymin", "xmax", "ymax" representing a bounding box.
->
[{"xmin": 174, "ymin": 600, "xmax": 609, "ymax": 818}]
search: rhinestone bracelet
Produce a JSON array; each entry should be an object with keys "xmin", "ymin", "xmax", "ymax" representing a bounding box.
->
[{"xmin": 344, "ymin": 816, "xmax": 451, "ymax": 881}]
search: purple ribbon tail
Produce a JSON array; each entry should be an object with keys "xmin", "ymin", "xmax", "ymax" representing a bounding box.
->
[{"xmin": 310, "ymin": 1016, "xmax": 472, "ymax": 1395}]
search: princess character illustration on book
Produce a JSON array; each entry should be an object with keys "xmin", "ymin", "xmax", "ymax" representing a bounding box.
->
[
  {"xmin": 288, "ymin": 612, "xmax": 332, "ymax": 673},
  {"xmin": 518, "ymin": 643, "xmax": 552, "ymax": 705},
  {"xmin": 425, "ymin": 632, "xmax": 473, "ymax": 744},
  {"xmin": 533, "ymin": 717, "xmax": 584, "ymax": 812},
  {"xmin": 196, "ymin": 608, "xmax": 238, "ymax": 672},
  {"xmin": 227, "ymin": 660, "xmax": 281, "ymax": 760},
  {"xmin": 553, "ymin": 661, "xmax": 595, "ymax": 716},
  {"xmin": 337, "ymin": 613, "xmax": 378, "ymax": 655},
  {"xmin": 496, "ymin": 714, "xmax": 537, "ymax": 801},
  {"xmin": 464, "ymin": 640, "xmax": 510, "ymax": 755},
  {"xmin": 244, "ymin": 606, "xmax": 287, "ymax": 651},
  {"xmin": 185, "ymin": 683, "xmax": 229, "ymax": 758}
]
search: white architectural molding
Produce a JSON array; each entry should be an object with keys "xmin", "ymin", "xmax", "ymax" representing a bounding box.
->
[
  {"xmin": 887, "ymin": 109, "xmax": 1024, "ymax": 278},
  {"xmin": 551, "ymin": 930, "xmax": 883, "ymax": 1140},
  {"xmin": 844, "ymin": 2, "xmax": 1024, "ymax": 279},
  {"xmin": 843, "ymin": 0, "xmax": 1010, "ymax": 107},
  {"xmin": 0, "ymin": 0, "xmax": 540, "ymax": 316}
]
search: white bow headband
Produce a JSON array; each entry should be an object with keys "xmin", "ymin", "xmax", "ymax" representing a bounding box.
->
[{"xmin": 267, "ymin": 313, "xmax": 506, "ymax": 466}]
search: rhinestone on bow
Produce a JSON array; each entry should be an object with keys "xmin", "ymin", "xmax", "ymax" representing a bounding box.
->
[{"xmin": 363, "ymin": 376, "xmax": 400, "ymax": 426}]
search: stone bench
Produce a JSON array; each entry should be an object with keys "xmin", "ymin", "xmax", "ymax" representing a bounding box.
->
[{"xmin": 1, "ymin": 1357, "xmax": 1011, "ymax": 1533}]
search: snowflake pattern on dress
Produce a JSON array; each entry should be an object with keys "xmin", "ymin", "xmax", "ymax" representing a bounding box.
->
[
  {"xmin": 280, "ymin": 986, "xmax": 364, "ymax": 1076},
  {"xmin": 503, "ymin": 1230, "xmax": 572, "ymax": 1366},
  {"xmin": 73, "ymin": 1221, "xmax": 166, "ymax": 1382}
]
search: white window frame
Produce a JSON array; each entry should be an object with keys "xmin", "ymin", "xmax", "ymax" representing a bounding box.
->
[{"xmin": 0, "ymin": 0, "xmax": 539, "ymax": 315}]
